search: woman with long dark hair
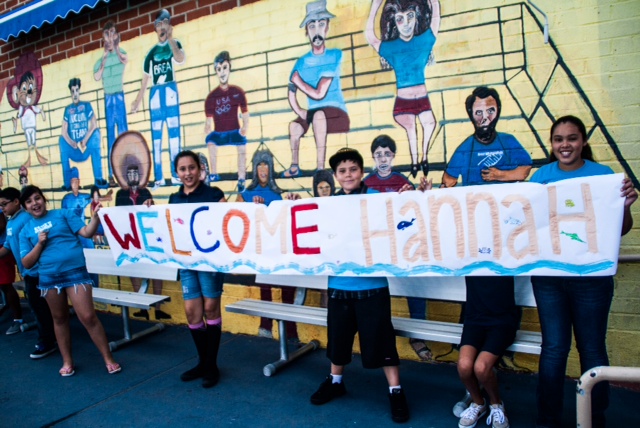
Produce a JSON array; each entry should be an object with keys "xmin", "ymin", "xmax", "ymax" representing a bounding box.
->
[{"xmin": 530, "ymin": 116, "xmax": 637, "ymax": 428}]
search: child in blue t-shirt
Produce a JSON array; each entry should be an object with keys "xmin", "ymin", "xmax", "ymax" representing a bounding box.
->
[
  {"xmin": 18, "ymin": 185, "xmax": 121, "ymax": 377},
  {"xmin": 309, "ymin": 148, "xmax": 409, "ymax": 424}
]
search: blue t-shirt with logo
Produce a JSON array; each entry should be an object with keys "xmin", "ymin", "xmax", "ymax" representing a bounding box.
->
[
  {"xmin": 63, "ymin": 101, "xmax": 95, "ymax": 143},
  {"xmin": 445, "ymin": 132, "xmax": 532, "ymax": 186},
  {"xmin": 19, "ymin": 209, "xmax": 87, "ymax": 275},
  {"xmin": 4, "ymin": 209, "xmax": 37, "ymax": 276}
]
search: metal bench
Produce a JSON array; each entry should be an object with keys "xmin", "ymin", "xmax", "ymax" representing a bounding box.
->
[
  {"xmin": 226, "ymin": 275, "xmax": 541, "ymax": 376},
  {"xmin": 84, "ymin": 249, "xmax": 177, "ymax": 351}
]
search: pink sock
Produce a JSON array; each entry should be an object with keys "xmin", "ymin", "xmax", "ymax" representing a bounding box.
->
[
  {"xmin": 188, "ymin": 321, "xmax": 206, "ymax": 330},
  {"xmin": 206, "ymin": 318, "xmax": 222, "ymax": 327}
]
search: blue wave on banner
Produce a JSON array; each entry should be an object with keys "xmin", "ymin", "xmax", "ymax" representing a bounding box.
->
[{"xmin": 115, "ymin": 254, "xmax": 614, "ymax": 276}]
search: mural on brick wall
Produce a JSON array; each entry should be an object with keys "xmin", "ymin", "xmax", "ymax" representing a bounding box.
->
[
  {"xmin": 6, "ymin": 52, "xmax": 48, "ymax": 167},
  {"xmin": 130, "ymin": 9, "xmax": 185, "ymax": 188},
  {"xmin": 204, "ymin": 51, "xmax": 250, "ymax": 191},
  {"xmin": 59, "ymin": 77, "xmax": 107, "ymax": 191},
  {"xmin": 282, "ymin": 0, "xmax": 350, "ymax": 179},
  {"xmin": 93, "ymin": 21, "xmax": 129, "ymax": 188},
  {"xmin": 366, "ymin": 0, "xmax": 439, "ymax": 179}
]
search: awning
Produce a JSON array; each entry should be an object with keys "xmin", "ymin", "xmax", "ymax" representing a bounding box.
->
[{"xmin": 0, "ymin": 0, "xmax": 108, "ymax": 42}]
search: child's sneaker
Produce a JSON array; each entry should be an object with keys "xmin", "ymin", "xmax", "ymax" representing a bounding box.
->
[
  {"xmin": 388, "ymin": 388, "xmax": 410, "ymax": 423},
  {"xmin": 453, "ymin": 390, "xmax": 473, "ymax": 417},
  {"xmin": 458, "ymin": 401, "xmax": 486, "ymax": 428},
  {"xmin": 486, "ymin": 402, "xmax": 510, "ymax": 428},
  {"xmin": 310, "ymin": 375, "xmax": 346, "ymax": 405},
  {"xmin": 5, "ymin": 320, "xmax": 23, "ymax": 335}
]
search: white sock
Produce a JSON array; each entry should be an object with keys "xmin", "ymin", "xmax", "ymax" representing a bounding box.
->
[
  {"xmin": 330, "ymin": 374, "xmax": 343, "ymax": 384},
  {"xmin": 389, "ymin": 385, "xmax": 402, "ymax": 393}
]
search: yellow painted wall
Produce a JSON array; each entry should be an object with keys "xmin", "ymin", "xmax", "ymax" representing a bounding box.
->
[{"xmin": 2, "ymin": 0, "xmax": 639, "ymax": 376}]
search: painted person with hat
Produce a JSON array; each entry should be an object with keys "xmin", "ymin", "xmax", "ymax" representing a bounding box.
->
[
  {"xmin": 281, "ymin": 0, "xmax": 350, "ymax": 178},
  {"xmin": 59, "ymin": 78, "xmax": 108, "ymax": 191},
  {"xmin": 114, "ymin": 159, "xmax": 171, "ymax": 320},
  {"xmin": 131, "ymin": 8, "xmax": 185, "ymax": 188},
  {"xmin": 309, "ymin": 147, "xmax": 410, "ymax": 424},
  {"xmin": 236, "ymin": 148, "xmax": 301, "ymax": 342}
]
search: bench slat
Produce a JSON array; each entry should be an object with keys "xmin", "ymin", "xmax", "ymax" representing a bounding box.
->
[
  {"xmin": 83, "ymin": 249, "xmax": 178, "ymax": 281},
  {"xmin": 92, "ymin": 288, "xmax": 170, "ymax": 310},
  {"xmin": 225, "ymin": 299, "xmax": 542, "ymax": 355}
]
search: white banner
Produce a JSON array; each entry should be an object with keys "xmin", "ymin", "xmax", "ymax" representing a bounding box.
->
[{"xmin": 99, "ymin": 174, "xmax": 624, "ymax": 277}]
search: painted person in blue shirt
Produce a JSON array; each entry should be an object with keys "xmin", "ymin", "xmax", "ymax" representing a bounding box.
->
[
  {"xmin": 442, "ymin": 86, "xmax": 532, "ymax": 188},
  {"xmin": 366, "ymin": 0, "xmax": 441, "ymax": 177},
  {"xmin": 309, "ymin": 147, "xmax": 410, "ymax": 424},
  {"xmin": 168, "ymin": 151, "xmax": 226, "ymax": 388},
  {"xmin": 0, "ymin": 187, "xmax": 55, "ymax": 357},
  {"xmin": 19, "ymin": 185, "xmax": 121, "ymax": 377},
  {"xmin": 529, "ymin": 116, "xmax": 637, "ymax": 428}
]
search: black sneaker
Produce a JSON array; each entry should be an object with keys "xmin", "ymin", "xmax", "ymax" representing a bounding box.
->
[
  {"xmin": 310, "ymin": 375, "xmax": 346, "ymax": 405},
  {"xmin": 30, "ymin": 344, "xmax": 57, "ymax": 359},
  {"xmin": 389, "ymin": 388, "xmax": 410, "ymax": 423}
]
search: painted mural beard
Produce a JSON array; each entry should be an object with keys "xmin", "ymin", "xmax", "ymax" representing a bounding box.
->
[
  {"xmin": 474, "ymin": 119, "xmax": 498, "ymax": 144},
  {"xmin": 312, "ymin": 35, "xmax": 325, "ymax": 44}
]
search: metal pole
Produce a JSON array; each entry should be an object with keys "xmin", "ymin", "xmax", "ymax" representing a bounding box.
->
[{"xmin": 576, "ymin": 366, "xmax": 640, "ymax": 428}]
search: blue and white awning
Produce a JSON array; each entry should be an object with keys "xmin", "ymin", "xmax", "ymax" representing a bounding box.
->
[{"xmin": 0, "ymin": 0, "xmax": 108, "ymax": 42}]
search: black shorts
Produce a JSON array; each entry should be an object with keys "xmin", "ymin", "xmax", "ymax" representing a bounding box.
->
[
  {"xmin": 326, "ymin": 287, "xmax": 399, "ymax": 369},
  {"xmin": 459, "ymin": 324, "xmax": 517, "ymax": 357}
]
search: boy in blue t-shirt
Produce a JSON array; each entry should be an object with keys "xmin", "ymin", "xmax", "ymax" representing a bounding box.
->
[{"xmin": 310, "ymin": 147, "xmax": 409, "ymax": 424}]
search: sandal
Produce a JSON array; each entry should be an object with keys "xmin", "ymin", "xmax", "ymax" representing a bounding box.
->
[
  {"xmin": 410, "ymin": 164, "xmax": 419, "ymax": 178},
  {"xmin": 59, "ymin": 366, "xmax": 75, "ymax": 377},
  {"xmin": 420, "ymin": 159, "xmax": 429, "ymax": 176},
  {"xmin": 410, "ymin": 339, "xmax": 432, "ymax": 361},
  {"xmin": 106, "ymin": 362, "xmax": 122, "ymax": 374},
  {"xmin": 281, "ymin": 164, "xmax": 300, "ymax": 178}
]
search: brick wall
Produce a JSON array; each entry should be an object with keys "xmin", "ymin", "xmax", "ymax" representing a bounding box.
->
[{"xmin": 0, "ymin": 0, "xmax": 261, "ymax": 81}]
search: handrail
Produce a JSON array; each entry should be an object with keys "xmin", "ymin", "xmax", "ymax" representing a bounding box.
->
[
  {"xmin": 526, "ymin": 0, "xmax": 549, "ymax": 43},
  {"xmin": 576, "ymin": 366, "xmax": 640, "ymax": 428}
]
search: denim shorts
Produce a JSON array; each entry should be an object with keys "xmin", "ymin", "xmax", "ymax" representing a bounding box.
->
[
  {"xmin": 180, "ymin": 269, "xmax": 224, "ymax": 300},
  {"xmin": 38, "ymin": 266, "xmax": 94, "ymax": 296}
]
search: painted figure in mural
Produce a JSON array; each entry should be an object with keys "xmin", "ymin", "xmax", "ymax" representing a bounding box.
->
[
  {"xmin": 204, "ymin": 51, "xmax": 250, "ymax": 192},
  {"xmin": 59, "ymin": 78, "xmax": 108, "ymax": 191},
  {"xmin": 437, "ymin": 86, "xmax": 531, "ymax": 428},
  {"xmin": 236, "ymin": 147, "xmax": 299, "ymax": 342},
  {"xmin": 366, "ymin": 0, "xmax": 440, "ymax": 178},
  {"xmin": 363, "ymin": 134, "xmax": 413, "ymax": 192},
  {"xmin": 61, "ymin": 167, "xmax": 112, "ymax": 287},
  {"xmin": 442, "ymin": 86, "xmax": 532, "ymax": 187},
  {"xmin": 281, "ymin": 0, "xmax": 350, "ymax": 178},
  {"xmin": 111, "ymin": 131, "xmax": 171, "ymax": 320},
  {"xmin": 131, "ymin": 9, "xmax": 185, "ymax": 188},
  {"xmin": 361, "ymin": 134, "xmax": 432, "ymax": 361},
  {"xmin": 530, "ymin": 116, "xmax": 637, "ymax": 428},
  {"xmin": 18, "ymin": 166, "xmax": 29, "ymax": 188},
  {"xmin": 94, "ymin": 21, "xmax": 128, "ymax": 188},
  {"xmin": 6, "ymin": 52, "xmax": 48, "ymax": 167},
  {"xmin": 90, "ymin": 186, "xmax": 108, "ymax": 246}
]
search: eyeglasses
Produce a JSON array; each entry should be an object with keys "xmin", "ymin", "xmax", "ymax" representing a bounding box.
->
[{"xmin": 373, "ymin": 151, "xmax": 395, "ymax": 160}]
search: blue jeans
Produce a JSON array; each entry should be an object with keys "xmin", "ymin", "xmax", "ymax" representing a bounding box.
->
[
  {"xmin": 532, "ymin": 276, "xmax": 613, "ymax": 428},
  {"xmin": 104, "ymin": 92, "xmax": 128, "ymax": 179},
  {"xmin": 149, "ymin": 82, "xmax": 181, "ymax": 182},
  {"xmin": 59, "ymin": 131, "xmax": 103, "ymax": 188}
]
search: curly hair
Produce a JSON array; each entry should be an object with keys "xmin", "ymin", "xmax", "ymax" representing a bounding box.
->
[{"xmin": 381, "ymin": 0, "xmax": 431, "ymax": 41}]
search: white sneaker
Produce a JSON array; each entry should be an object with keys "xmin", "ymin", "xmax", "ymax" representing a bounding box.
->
[
  {"xmin": 152, "ymin": 180, "xmax": 164, "ymax": 189},
  {"xmin": 453, "ymin": 390, "xmax": 473, "ymax": 417},
  {"xmin": 171, "ymin": 177, "xmax": 181, "ymax": 185},
  {"xmin": 486, "ymin": 402, "xmax": 510, "ymax": 428},
  {"xmin": 458, "ymin": 401, "xmax": 486, "ymax": 428}
]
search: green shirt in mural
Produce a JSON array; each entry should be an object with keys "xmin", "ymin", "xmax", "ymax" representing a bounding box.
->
[
  {"xmin": 94, "ymin": 48, "xmax": 126, "ymax": 95},
  {"xmin": 142, "ymin": 40, "xmax": 183, "ymax": 86}
]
